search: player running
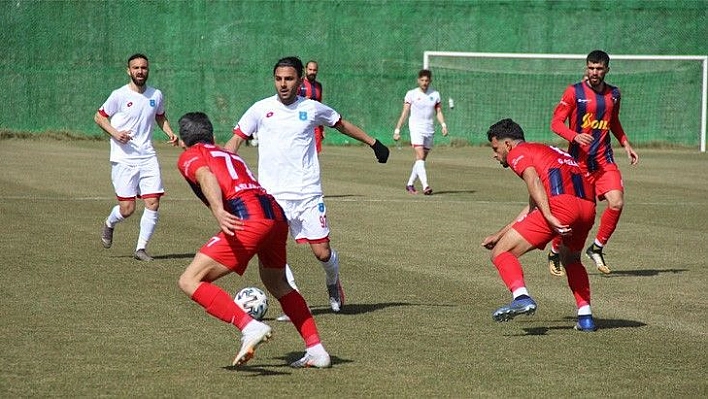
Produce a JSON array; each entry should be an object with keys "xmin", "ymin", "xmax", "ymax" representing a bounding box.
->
[
  {"xmin": 548, "ymin": 50, "xmax": 639, "ymax": 276},
  {"xmin": 225, "ymin": 56, "xmax": 389, "ymax": 318},
  {"xmin": 393, "ymin": 69, "xmax": 448, "ymax": 195}
]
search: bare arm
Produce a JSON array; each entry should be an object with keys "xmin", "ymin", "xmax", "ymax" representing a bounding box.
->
[
  {"xmin": 393, "ymin": 103, "xmax": 411, "ymax": 141},
  {"xmin": 335, "ymin": 119, "xmax": 389, "ymax": 163},
  {"xmin": 194, "ymin": 166, "xmax": 242, "ymax": 236},
  {"xmin": 155, "ymin": 114, "xmax": 178, "ymax": 146},
  {"xmin": 521, "ymin": 166, "xmax": 570, "ymax": 235},
  {"xmin": 435, "ymin": 106, "xmax": 448, "ymax": 136},
  {"xmin": 610, "ymin": 103, "xmax": 639, "ymax": 165},
  {"xmin": 94, "ymin": 111, "xmax": 132, "ymax": 144},
  {"xmin": 481, "ymin": 204, "xmax": 531, "ymax": 249},
  {"xmin": 224, "ymin": 134, "xmax": 246, "ymax": 153},
  {"xmin": 334, "ymin": 119, "xmax": 376, "ymax": 146}
]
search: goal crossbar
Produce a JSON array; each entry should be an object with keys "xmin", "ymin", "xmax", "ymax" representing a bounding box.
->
[{"xmin": 424, "ymin": 51, "xmax": 708, "ymax": 152}]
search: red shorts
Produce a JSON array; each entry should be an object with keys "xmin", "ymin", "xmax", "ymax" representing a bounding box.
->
[
  {"xmin": 585, "ymin": 166, "xmax": 624, "ymax": 200},
  {"xmin": 198, "ymin": 219, "xmax": 288, "ymax": 275},
  {"xmin": 513, "ymin": 195, "xmax": 596, "ymax": 251}
]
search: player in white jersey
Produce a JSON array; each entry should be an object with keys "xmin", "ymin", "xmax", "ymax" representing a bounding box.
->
[
  {"xmin": 94, "ymin": 53, "xmax": 178, "ymax": 261},
  {"xmin": 393, "ymin": 69, "xmax": 448, "ymax": 195},
  {"xmin": 225, "ymin": 56, "xmax": 389, "ymax": 317}
]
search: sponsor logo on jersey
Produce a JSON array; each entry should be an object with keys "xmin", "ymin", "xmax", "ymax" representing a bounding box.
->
[
  {"xmin": 510, "ymin": 154, "xmax": 524, "ymax": 169},
  {"xmin": 127, "ymin": 102, "xmax": 133, "ymax": 107},
  {"xmin": 266, "ymin": 111, "xmax": 274, "ymax": 118},
  {"xmin": 577, "ymin": 99, "xmax": 591, "ymax": 103},
  {"xmin": 581, "ymin": 113, "xmax": 609, "ymax": 130},
  {"xmin": 299, "ymin": 111, "xmax": 307, "ymax": 121}
]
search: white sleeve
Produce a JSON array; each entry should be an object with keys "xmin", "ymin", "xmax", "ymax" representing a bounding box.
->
[
  {"xmin": 313, "ymin": 102, "xmax": 341, "ymax": 127},
  {"xmin": 404, "ymin": 89, "xmax": 414, "ymax": 104},
  {"xmin": 234, "ymin": 104, "xmax": 260, "ymax": 137},
  {"xmin": 99, "ymin": 89, "xmax": 121, "ymax": 116},
  {"xmin": 155, "ymin": 89, "xmax": 165, "ymax": 115}
]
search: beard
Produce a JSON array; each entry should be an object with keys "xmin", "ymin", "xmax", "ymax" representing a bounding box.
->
[{"xmin": 131, "ymin": 74, "xmax": 147, "ymax": 87}]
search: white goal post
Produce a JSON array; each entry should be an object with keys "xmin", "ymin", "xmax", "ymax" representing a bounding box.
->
[{"xmin": 424, "ymin": 51, "xmax": 708, "ymax": 152}]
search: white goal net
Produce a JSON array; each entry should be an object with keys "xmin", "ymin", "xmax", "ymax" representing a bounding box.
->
[{"xmin": 424, "ymin": 51, "xmax": 708, "ymax": 151}]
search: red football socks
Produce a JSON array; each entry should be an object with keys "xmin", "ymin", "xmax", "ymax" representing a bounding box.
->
[
  {"xmin": 279, "ymin": 290, "xmax": 321, "ymax": 347},
  {"xmin": 596, "ymin": 207, "xmax": 622, "ymax": 246},
  {"xmin": 493, "ymin": 252, "xmax": 526, "ymax": 293},
  {"xmin": 564, "ymin": 261, "xmax": 591, "ymax": 308},
  {"xmin": 191, "ymin": 282, "xmax": 251, "ymax": 330}
]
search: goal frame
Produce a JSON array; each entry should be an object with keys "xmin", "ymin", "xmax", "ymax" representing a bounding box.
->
[{"xmin": 424, "ymin": 51, "xmax": 708, "ymax": 152}]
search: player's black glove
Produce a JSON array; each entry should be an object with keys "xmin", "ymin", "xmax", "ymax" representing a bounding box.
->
[{"xmin": 370, "ymin": 139, "xmax": 389, "ymax": 163}]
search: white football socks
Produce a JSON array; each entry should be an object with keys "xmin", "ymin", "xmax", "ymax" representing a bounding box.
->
[
  {"xmin": 285, "ymin": 264, "xmax": 300, "ymax": 291},
  {"xmin": 106, "ymin": 205, "xmax": 125, "ymax": 228},
  {"xmin": 137, "ymin": 209, "xmax": 158, "ymax": 251},
  {"xmin": 415, "ymin": 159, "xmax": 428, "ymax": 188},
  {"xmin": 321, "ymin": 249, "xmax": 339, "ymax": 285}
]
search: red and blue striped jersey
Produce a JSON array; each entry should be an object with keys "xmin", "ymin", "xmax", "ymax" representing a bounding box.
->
[
  {"xmin": 508, "ymin": 142, "xmax": 595, "ymax": 202},
  {"xmin": 551, "ymin": 81, "xmax": 629, "ymax": 172},
  {"xmin": 178, "ymin": 143, "xmax": 284, "ymax": 220},
  {"xmin": 299, "ymin": 79, "xmax": 322, "ymax": 102}
]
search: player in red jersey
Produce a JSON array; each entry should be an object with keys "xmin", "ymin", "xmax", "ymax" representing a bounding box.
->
[
  {"xmin": 482, "ymin": 118, "xmax": 598, "ymax": 332},
  {"xmin": 299, "ymin": 60, "xmax": 325, "ymax": 153},
  {"xmin": 548, "ymin": 50, "xmax": 639, "ymax": 276},
  {"xmin": 175, "ymin": 112, "xmax": 331, "ymax": 368}
]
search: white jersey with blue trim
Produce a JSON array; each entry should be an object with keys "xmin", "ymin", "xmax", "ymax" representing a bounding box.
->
[
  {"xmin": 235, "ymin": 95, "xmax": 341, "ymax": 199},
  {"xmin": 99, "ymin": 84, "xmax": 165, "ymax": 163}
]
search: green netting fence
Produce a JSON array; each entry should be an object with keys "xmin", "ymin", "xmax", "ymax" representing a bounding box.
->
[{"xmin": 1, "ymin": 0, "xmax": 706, "ymax": 147}]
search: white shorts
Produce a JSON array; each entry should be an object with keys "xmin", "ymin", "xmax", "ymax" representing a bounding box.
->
[
  {"xmin": 277, "ymin": 195, "xmax": 330, "ymax": 243},
  {"xmin": 111, "ymin": 157, "xmax": 164, "ymax": 200},
  {"xmin": 410, "ymin": 131, "xmax": 434, "ymax": 150}
]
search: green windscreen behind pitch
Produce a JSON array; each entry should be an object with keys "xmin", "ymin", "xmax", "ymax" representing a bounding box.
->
[{"xmin": 428, "ymin": 56, "xmax": 704, "ymax": 146}]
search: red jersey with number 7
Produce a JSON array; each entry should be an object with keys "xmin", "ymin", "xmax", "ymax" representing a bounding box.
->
[
  {"xmin": 551, "ymin": 81, "xmax": 629, "ymax": 173},
  {"xmin": 177, "ymin": 143, "xmax": 285, "ymax": 221}
]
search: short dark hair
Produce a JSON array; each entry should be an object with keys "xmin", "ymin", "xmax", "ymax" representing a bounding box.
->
[
  {"xmin": 178, "ymin": 112, "xmax": 214, "ymax": 147},
  {"xmin": 127, "ymin": 53, "xmax": 149, "ymax": 65},
  {"xmin": 586, "ymin": 50, "xmax": 610, "ymax": 66},
  {"xmin": 418, "ymin": 69, "xmax": 432, "ymax": 79},
  {"xmin": 487, "ymin": 118, "xmax": 526, "ymax": 142},
  {"xmin": 274, "ymin": 56, "xmax": 304, "ymax": 76}
]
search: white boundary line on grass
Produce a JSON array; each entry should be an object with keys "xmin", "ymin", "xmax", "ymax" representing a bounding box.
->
[{"xmin": 0, "ymin": 195, "xmax": 701, "ymax": 207}]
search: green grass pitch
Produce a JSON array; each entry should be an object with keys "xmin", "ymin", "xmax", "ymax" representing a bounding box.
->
[{"xmin": 1, "ymin": 138, "xmax": 706, "ymax": 397}]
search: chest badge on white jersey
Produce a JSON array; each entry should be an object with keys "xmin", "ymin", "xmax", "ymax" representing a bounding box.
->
[{"xmin": 299, "ymin": 111, "xmax": 307, "ymax": 121}]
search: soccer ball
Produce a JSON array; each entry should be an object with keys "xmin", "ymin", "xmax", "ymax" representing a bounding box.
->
[{"xmin": 234, "ymin": 286, "xmax": 268, "ymax": 321}]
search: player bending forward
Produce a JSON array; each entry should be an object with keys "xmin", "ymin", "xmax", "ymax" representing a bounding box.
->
[
  {"xmin": 176, "ymin": 112, "xmax": 330, "ymax": 368},
  {"xmin": 482, "ymin": 119, "xmax": 598, "ymax": 332}
]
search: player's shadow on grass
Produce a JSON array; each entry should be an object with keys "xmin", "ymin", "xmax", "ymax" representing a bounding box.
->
[
  {"xmin": 308, "ymin": 301, "xmax": 419, "ymax": 316},
  {"xmin": 152, "ymin": 253, "xmax": 197, "ymax": 260},
  {"xmin": 599, "ymin": 268, "xmax": 688, "ymax": 277},
  {"xmin": 425, "ymin": 189, "xmax": 476, "ymax": 195},
  {"xmin": 222, "ymin": 354, "xmax": 352, "ymax": 374},
  {"xmin": 514, "ymin": 318, "xmax": 647, "ymax": 336},
  {"xmin": 279, "ymin": 353, "xmax": 352, "ymax": 368},
  {"xmin": 222, "ymin": 363, "xmax": 291, "ymax": 376}
]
